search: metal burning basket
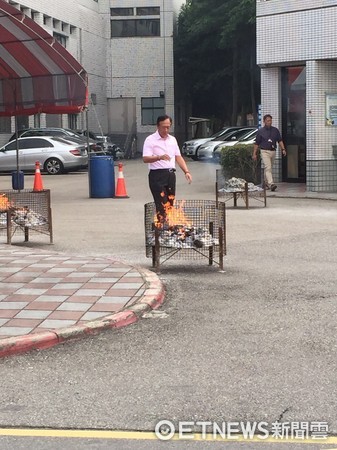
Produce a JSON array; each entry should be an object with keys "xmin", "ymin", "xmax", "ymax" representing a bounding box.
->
[
  {"xmin": 0, "ymin": 189, "xmax": 53, "ymax": 244},
  {"xmin": 144, "ymin": 199, "xmax": 226, "ymax": 270}
]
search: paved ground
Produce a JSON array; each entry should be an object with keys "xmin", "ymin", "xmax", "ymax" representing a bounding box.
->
[
  {"xmin": 0, "ymin": 165, "xmax": 336, "ymax": 357},
  {"xmin": 0, "ymin": 247, "xmax": 164, "ymax": 356}
]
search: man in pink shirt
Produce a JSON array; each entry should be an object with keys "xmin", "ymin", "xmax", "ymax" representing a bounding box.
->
[{"xmin": 143, "ymin": 115, "xmax": 192, "ymax": 222}]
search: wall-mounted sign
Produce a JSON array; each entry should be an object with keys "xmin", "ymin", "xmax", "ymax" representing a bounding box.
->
[{"xmin": 326, "ymin": 93, "xmax": 337, "ymax": 125}]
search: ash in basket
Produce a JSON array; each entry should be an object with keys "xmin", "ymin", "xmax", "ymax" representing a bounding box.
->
[
  {"xmin": 11, "ymin": 207, "xmax": 48, "ymax": 227},
  {"xmin": 0, "ymin": 190, "xmax": 53, "ymax": 244},
  {"xmin": 218, "ymin": 177, "xmax": 263, "ymax": 192},
  {"xmin": 147, "ymin": 224, "xmax": 219, "ymax": 249}
]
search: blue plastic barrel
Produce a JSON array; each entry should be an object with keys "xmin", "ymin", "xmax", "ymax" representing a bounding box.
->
[
  {"xmin": 12, "ymin": 170, "xmax": 24, "ymax": 190},
  {"xmin": 89, "ymin": 155, "xmax": 115, "ymax": 198}
]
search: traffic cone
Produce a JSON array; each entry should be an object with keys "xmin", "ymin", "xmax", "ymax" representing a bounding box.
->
[
  {"xmin": 115, "ymin": 163, "xmax": 129, "ymax": 198},
  {"xmin": 33, "ymin": 161, "xmax": 44, "ymax": 191}
]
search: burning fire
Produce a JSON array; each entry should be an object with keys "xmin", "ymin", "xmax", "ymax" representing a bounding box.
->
[
  {"xmin": 154, "ymin": 195, "xmax": 192, "ymax": 228},
  {"xmin": 0, "ymin": 194, "xmax": 11, "ymax": 211}
]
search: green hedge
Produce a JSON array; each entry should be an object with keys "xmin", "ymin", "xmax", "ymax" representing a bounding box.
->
[{"xmin": 219, "ymin": 143, "xmax": 261, "ymax": 184}]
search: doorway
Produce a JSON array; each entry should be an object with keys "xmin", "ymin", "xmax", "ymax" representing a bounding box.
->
[{"xmin": 282, "ymin": 66, "xmax": 306, "ymax": 182}]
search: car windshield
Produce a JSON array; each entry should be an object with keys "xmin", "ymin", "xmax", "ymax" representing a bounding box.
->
[
  {"xmin": 237, "ymin": 130, "xmax": 257, "ymax": 142},
  {"xmin": 213, "ymin": 128, "xmax": 254, "ymax": 142}
]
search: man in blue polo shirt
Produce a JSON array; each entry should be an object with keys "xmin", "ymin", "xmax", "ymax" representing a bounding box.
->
[{"xmin": 253, "ymin": 114, "xmax": 287, "ymax": 191}]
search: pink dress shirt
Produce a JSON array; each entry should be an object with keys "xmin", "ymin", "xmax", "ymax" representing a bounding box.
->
[{"xmin": 143, "ymin": 130, "xmax": 181, "ymax": 170}]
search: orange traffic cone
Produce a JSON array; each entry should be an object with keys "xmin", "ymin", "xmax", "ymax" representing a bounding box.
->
[
  {"xmin": 115, "ymin": 163, "xmax": 129, "ymax": 198},
  {"xmin": 33, "ymin": 161, "xmax": 44, "ymax": 191}
]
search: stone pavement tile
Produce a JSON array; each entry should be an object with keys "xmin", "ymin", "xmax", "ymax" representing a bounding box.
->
[
  {"xmin": 104, "ymin": 289, "xmax": 138, "ymax": 296},
  {"xmin": 23, "ymin": 283, "xmax": 57, "ymax": 290},
  {"xmin": 43, "ymin": 289, "xmax": 81, "ymax": 296},
  {"xmin": 30, "ymin": 277, "xmax": 63, "ymax": 283},
  {"xmin": 0, "ymin": 327, "xmax": 34, "ymax": 336},
  {"xmin": 0, "ymin": 310, "xmax": 20, "ymax": 319},
  {"xmin": 64, "ymin": 272, "xmax": 97, "ymax": 278},
  {"xmin": 39, "ymin": 319, "xmax": 77, "ymax": 328},
  {"xmin": 85, "ymin": 277, "xmax": 119, "ymax": 283},
  {"xmin": 0, "ymin": 267, "xmax": 23, "ymax": 274},
  {"xmin": 89, "ymin": 303, "xmax": 125, "ymax": 312},
  {"xmin": 63, "ymin": 276, "xmax": 93, "ymax": 283},
  {"xmin": 21, "ymin": 267, "xmax": 44, "ymax": 273},
  {"xmin": 80, "ymin": 312, "xmax": 109, "ymax": 321},
  {"xmin": 50, "ymin": 283, "xmax": 83, "ymax": 289},
  {"xmin": 81, "ymin": 282, "xmax": 114, "ymax": 290},
  {"xmin": 96, "ymin": 296, "xmax": 131, "ymax": 304},
  {"xmin": 0, "ymin": 319, "xmax": 9, "ymax": 325},
  {"xmin": 64, "ymin": 296, "xmax": 99, "ymax": 303},
  {"xmin": 102, "ymin": 268, "xmax": 130, "ymax": 273},
  {"xmin": 56, "ymin": 302, "xmax": 91, "ymax": 312},
  {"xmin": 47, "ymin": 311, "xmax": 84, "ymax": 320},
  {"xmin": 120, "ymin": 277, "xmax": 144, "ymax": 283},
  {"xmin": 92, "ymin": 272, "xmax": 124, "ymax": 279},
  {"xmin": 0, "ymin": 295, "xmax": 6, "ymax": 301},
  {"xmin": 5, "ymin": 318, "xmax": 43, "ymax": 328},
  {"xmin": 47, "ymin": 268, "xmax": 75, "ymax": 273},
  {"xmin": 73, "ymin": 289, "xmax": 107, "ymax": 296},
  {"xmin": 4, "ymin": 295, "xmax": 39, "ymax": 302},
  {"xmin": 16, "ymin": 310, "xmax": 52, "ymax": 319},
  {"xmin": 109, "ymin": 282, "xmax": 144, "ymax": 289},
  {"xmin": 5, "ymin": 276, "xmax": 36, "ymax": 283},
  {"xmin": 15, "ymin": 287, "xmax": 48, "ymax": 295},
  {"xmin": 35, "ymin": 295, "xmax": 68, "ymax": 302},
  {"xmin": 25, "ymin": 302, "xmax": 63, "ymax": 310},
  {"xmin": 0, "ymin": 302, "xmax": 29, "ymax": 309}
]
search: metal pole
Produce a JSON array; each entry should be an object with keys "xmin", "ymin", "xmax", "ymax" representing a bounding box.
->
[
  {"xmin": 14, "ymin": 115, "xmax": 21, "ymax": 191},
  {"xmin": 86, "ymin": 109, "xmax": 91, "ymax": 197}
]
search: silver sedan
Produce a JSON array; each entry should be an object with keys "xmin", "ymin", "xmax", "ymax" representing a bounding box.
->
[{"xmin": 0, "ymin": 136, "xmax": 88, "ymax": 175}]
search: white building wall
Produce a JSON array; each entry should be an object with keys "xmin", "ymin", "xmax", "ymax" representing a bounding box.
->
[
  {"xmin": 257, "ymin": 0, "xmax": 337, "ymax": 191},
  {"xmin": 1, "ymin": 0, "xmax": 184, "ymax": 150}
]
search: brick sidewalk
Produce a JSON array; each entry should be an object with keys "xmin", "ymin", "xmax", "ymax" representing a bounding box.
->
[{"xmin": 0, "ymin": 247, "xmax": 164, "ymax": 357}]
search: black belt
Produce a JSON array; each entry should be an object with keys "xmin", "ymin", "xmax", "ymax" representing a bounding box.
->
[
  {"xmin": 261, "ymin": 148, "xmax": 275, "ymax": 151},
  {"xmin": 150, "ymin": 168, "xmax": 176, "ymax": 173}
]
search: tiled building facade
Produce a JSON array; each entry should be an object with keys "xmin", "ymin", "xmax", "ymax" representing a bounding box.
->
[
  {"xmin": 0, "ymin": 0, "xmax": 185, "ymax": 153},
  {"xmin": 257, "ymin": 0, "xmax": 337, "ymax": 191}
]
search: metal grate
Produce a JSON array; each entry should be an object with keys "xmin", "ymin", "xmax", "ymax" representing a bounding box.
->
[
  {"xmin": 144, "ymin": 200, "xmax": 226, "ymax": 270},
  {"xmin": 0, "ymin": 189, "xmax": 53, "ymax": 244}
]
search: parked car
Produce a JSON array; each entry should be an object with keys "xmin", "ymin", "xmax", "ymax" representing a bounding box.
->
[
  {"xmin": 9, "ymin": 128, "xmax": 103, "ymax": 154},
  {"xmin": 213, "ymin": 128, "xmax": 258, "ymax": 161},
  {"xmin": 0, "ymin": 136, "xmax": 88, "ymax": 175},
  {"xmin": 197, "ymin": 128, "xmax": 256, "ymax": 160},
  {"xmin": 182, "ymin": 126, "xmax": 245, "ymax": 161},
  {"xmin": 76, "ymin": 130, "xmax": 124, "ymax": 160}
]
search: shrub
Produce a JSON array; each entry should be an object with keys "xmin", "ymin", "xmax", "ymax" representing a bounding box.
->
[{"xmin": 219, "ymin": 143, "xmax": 261, "ymax": 184}]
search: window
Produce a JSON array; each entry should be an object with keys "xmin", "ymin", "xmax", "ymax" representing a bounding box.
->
[
  {"xmin": 141, "ymin": 98, "xmax": 165, "ymax": 125},
  {"xmin": 111, "ymin": 6, "xmax": 160, "ymax": 37},
  {"xmin": 0, "ymin": 117, "xmax": 11, "ymax": 133},
  {"xmin": 68, "ymin": 114, "xmax": 78, "ymax": 130},
  {"xmin": 111, "ymin": 19, "xmax": 160, "ymax": 37},
  {"xmin": 53, "ymin": 32, "xmax": 67, "ymax": 47},
  {"xmin": 136, "ymin": 7, "xmax": 160, "ymax": 15},
  {"xmin": 111, "ymin": 8, "xmax": 133, "ymax": 16}
]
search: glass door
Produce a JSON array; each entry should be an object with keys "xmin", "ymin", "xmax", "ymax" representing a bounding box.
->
[{"xmin": 282, "ymin": 66, "xmax": 306, "ymax": 182}]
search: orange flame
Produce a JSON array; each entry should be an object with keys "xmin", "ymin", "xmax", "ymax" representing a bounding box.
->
[
  {"xmin": 154, "ymin": 195, "xmax": 191, "ymax": 228},
  {"xmin": 0, "ymin": 194, "xmax": 11, "ymax": 211}
]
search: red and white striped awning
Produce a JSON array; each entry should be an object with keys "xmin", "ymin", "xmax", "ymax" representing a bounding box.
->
[{"xmin": 0, "ymin": 0, "xmax": 88, "ymax": 116}]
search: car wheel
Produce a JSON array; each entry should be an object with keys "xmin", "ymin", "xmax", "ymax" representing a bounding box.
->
[
  {"xmin": 44, "ymin": 158, "xmax": 64, "ymax": 175},
  {"xmin": 191, "ymin": 148, "xmax": 200, "ymax": 161}
]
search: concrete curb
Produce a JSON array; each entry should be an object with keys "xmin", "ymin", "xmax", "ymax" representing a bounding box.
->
[{"xmin": 0, "ymin": 266, "xmax": 165, "ymax": 359}]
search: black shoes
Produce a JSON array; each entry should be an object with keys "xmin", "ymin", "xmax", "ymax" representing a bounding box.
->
[{"xmin": 271, "ymin": 184, "xmax": 277, "ymax": 191}]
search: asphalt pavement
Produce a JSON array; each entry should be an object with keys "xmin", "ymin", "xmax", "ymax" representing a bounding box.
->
[{"xmin": 0, "ymin": 160, "xmax": 337, "ymax": 449}]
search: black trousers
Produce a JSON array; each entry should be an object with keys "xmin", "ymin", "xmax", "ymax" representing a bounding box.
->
[{"xmin": 149, "ymin": 169, "xmax": 176, "ymax": 222}]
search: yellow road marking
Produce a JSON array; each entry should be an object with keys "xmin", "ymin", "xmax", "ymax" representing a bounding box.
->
[{"xmin": 0, "ymin": 428, "xmax": 336, "ymax": 444}]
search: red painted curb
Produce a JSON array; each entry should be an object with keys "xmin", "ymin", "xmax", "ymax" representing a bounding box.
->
[
  {"xmin": 0, "ymin": 331, "xmax": 59, "ymax": 358},
  {"xmin": 0, "ymin": 266, "xmax": 166, "ymax": 358}
]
